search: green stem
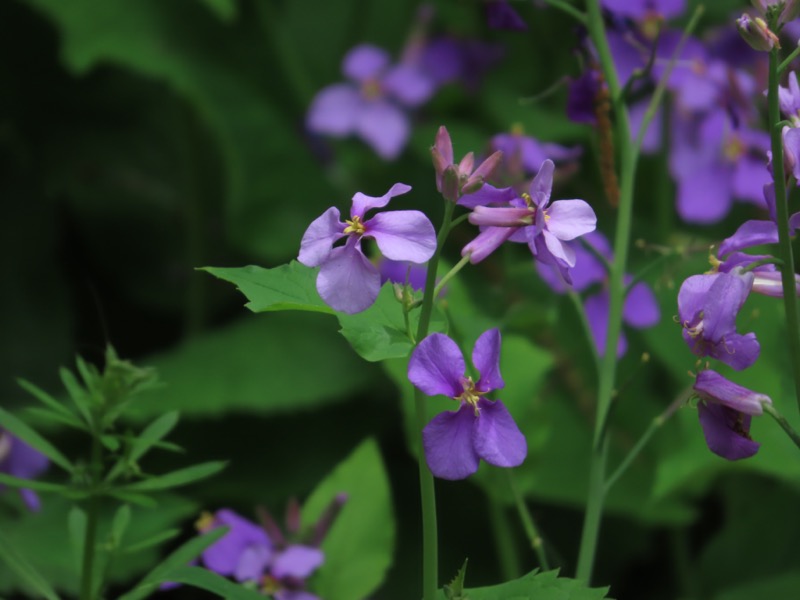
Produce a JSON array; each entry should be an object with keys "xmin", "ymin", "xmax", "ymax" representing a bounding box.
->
[
  {"xmin": 79, "ymin": 432, "xmax": 103, "ymax": 600},
  {"xmin": 433, "ymin": 254, "xmax": 470, "ymax": 299},
  {"xmin": 506, "ymin": 471, "xmax": 550, "ymax": 571},
  {"xmin": 539, "ymin": 0, "xmax": 587, "ymax": 24},
  {"xmin": 488, "ymin": 497, "xmax": 522, "ymax": 581},
  {"xmin": 414, "ymin": 199, "xmax": 456, "ymax": 600},
  {"xmin": 779, "ymin": 44, "xmax": 800, "ymax": 74},
  {"xmin": 764, "ymin": 402, "xmax": 800, "ymax": 451},
  {"xmin": 768, "ymin": 48, "xmax": 800, "ymax": 415},
  {"xmin": 576, "ymin": 0, "xmax": 637, "ymax": 583}
]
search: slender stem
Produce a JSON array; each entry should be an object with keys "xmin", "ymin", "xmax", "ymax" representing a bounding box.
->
[
  {"xmin": 506, "ymin": 471, "xmax": 550, "ymax": 571},
  {"xmin": 80, "ymin": 432, "xmax": 103, "ymax": 600},
  {"xmin": 576, "ymin": 0, "xmax": 637, "ymax": 582},
  {"xmin": 487, "ymin": 497, "xmax": 522, "ymax": 581},
  {"xmin": 768, "ymin": 48, "xmax": 800, "ymax": 415},
  {"xmin": 538, "ymin": 0, "xmax": 587, "ymax": 24},
  {"xmin": 764, "ymin": 403, "xmax": 800, "ymax": 451},
  {"xmin": 414, "ymin": 199, "xmax": 456, "ymax": 600},
  {"xmin": 779, "ymin": 44, "xmax": 800, "ymax": 74},
  {"xmin": 433, "ymin": 254, "xmax": 470, "ymax": 299}
]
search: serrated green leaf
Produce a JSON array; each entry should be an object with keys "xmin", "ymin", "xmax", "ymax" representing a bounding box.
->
[
  {"xmin": 121, "ymin": 460, "xmax": 226, "ymax": 491},
  {"xmin": 0, "ymin": 531, "xmax": 61, "ymax": 600},
  {"xmin": 0, "ymin": 408, "xmax": 73, "ymax": 473},
  {"xmin": 301, "ymin": 438, "xmax": 395, "ymax": 600},
  {"xmin": 203, "ymin": 263, "xmax": 334, "ymax": 314},
  {"xmin": 436, "ymin": 569, "xmax": 612, "ymax": 600},
  {"xmin": 444, "ymin": 559, "xmax": 469, "ymax": 600}
]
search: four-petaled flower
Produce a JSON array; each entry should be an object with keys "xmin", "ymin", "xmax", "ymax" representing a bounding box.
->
[
  {"xmin": 299, "ymin": 184, "xmax": 436, "ymax": 314},
  {"xmin": 694, "ymin": 369, "xmax": 771, "ymax": 460},
  {"xmin": 464, "ymin": 159, "xmax": 597, "ymax": 282},
  {"xmin": 408, "ymin": 329, "xmax": 527, "ymax": 480},
  {"xmin": 677, "ymin": 269, "xmax": 760, "ymax": 370},
  {"xmin": 0, "ymin": 429, "xmax": 49, "ymax": 511}
]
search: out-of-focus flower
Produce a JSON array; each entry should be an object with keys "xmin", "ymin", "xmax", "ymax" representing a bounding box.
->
[
  {"xmin": 465, "ymin": 159, "xmax": 597, "ymax": 281},
  {"xmin": 677, "ymin": 269, "xmax": 760, "ymax": 370},
  {"xmin": 490, "ymin": 125, "xmax": 582, "ymax": 183},
  {"xmin": 751, "ymin": 0, "xmax": 800, "ymax": 28},
  {"xmin": 537, "ymin": 232, "xmax": 661, "ymax": 357},
  {"xmin": 298, "ymin": 184, "xmax": 436, "ymax": 314},
  {"xmin": 694, "ymin": 369, "xmax": 771, "ymax": 460},
  {"xmin": 306, "ymin": 44, "xmax": 435, "ymax": 160},
  {"xmin": 601, "ymin": 0, "xmax": 686, "ymax": 21},
  {"xmin": 486, "ymin": 0, "xmax": 528, "ymax": 30},
  {"xmin": 408, "ymin": 329, "xmax": 527, "ymax": 480},
  {"xmin": 0, "ymin": 430, "xmax": 49, "ymax": 511}
]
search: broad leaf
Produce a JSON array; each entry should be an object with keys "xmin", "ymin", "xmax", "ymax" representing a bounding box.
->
[{"xmin": 435, "ymin": 569, "xmax": 612, "ymax": 600}]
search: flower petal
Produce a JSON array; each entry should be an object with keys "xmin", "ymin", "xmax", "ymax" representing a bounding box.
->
[
  {"xmin": 697, "ymin": 402, "xmax": 760, "ymax": 460},
  {"xmin": 316, "ymin": 238, "xmax": 381, "ymax": 314},
  {"xmin": 473, "ymin": 329, "xmax": 504, "ymax": 392},
  {"xmin": 585, "ymin": 292, "xmax": 627, "ymax": 357},
  {"xmin": 473, "ymin": 399, "xmax": 527, "ymax": 468},
  {"xmin": 457, "ymin": 184, "xmax": 518, "ymax": 208},
  {"xmin": 718, "ymin": 219, "xmax": 779, "ymax": 256},
  {"xmin": 702, "ymin": 270, "xmax": 754, "ymax": 343},
  {"xmin": 677, "ymin": 273, "xmax": 718, "ymax": 324},
  {"xmin": 351, "ymin": 182, "xmax": 412, "ymax": 218},
  {"xmin": 234, "ymin": 544, "xmax": 271, "ymax": 582},
  {"xmin": 545, "ymin": 200, "xmax": 597, "ymax": 240},
  {"xmin": 202, "ymin": 510, "xmax": 271, "ymax": 578},
  {"xmin": 541, "ymin": 229, "xmax": 576, "ymax": 267},
  {"xmin": 342, "ymin": 44, "xmax": 390, "ymax": 82},
  {"xmin": 409, "ymin": 333, "xmax": 465, "ymax": 398},
  {"xmin": 382, "ymin": 64, "xmax": 435, "ymax": 107},
  {"xmin": 709, "ymin": 331, "xmax": 760, "ymax": 371},
  {"xmin": 422, "ymin": 404, "xmax": 480, "ymax": 480},
  {"xmin": 306, "ymin": 84, "xmax": 362, "ymax": 136},
  {"xmin": 298, "ymin": 207, "xmax": 345, "ymax": 267},
  {"xmin": 676, "ymin": 165, "xmax": 733, "ymax": 224},
  {"xmin": 271, "ymin": 545, "xmax": 324, "ymax": 579},
  {"xmin": 355, "ymin": 101, "xmax": 409, "ymax": 160},
  {"xmin": 694, "ymin": 370, "xmax": 771, "ymax": 414},
  {"xmin": 367, "ymin": 210, "xmax": 436, "ymax": 263},
  {"xmin": 462, "ymin": 226, "xmax": 517, "ymax": 264},
  {"xmin": 529, "ymin": 159, "xmax": 554, "ymax": 207},
  {"xmin": 623, "ymin": 281, "xmax": 661, "ymax": 328}
]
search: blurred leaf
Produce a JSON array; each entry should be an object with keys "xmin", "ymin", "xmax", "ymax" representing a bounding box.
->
[
  {"xmin": 0, "ymin": 531, "xmax": 60, "ymax": 600},
  {"xmin": 124, "ymin": 313, "xmax": 381, "ymax": 421},
  {"xmin": 105, "ymin": 411, "xmax": 180, "ymax": 482},
  {"xmin": 17, "ymin": 379, "xmax": 82, "ymax": 428},
  {"xmin": 435, "ymin": 568, "xmax": 612, "ymax": 599},
  {"xmin": 197, "ymin": 0, "xmax": 236, "ymax": 22},
  {"xmin": 0, "ymin": 407, "xmax": 73, "ymax": 473},
  {"xmin": 0, "ymin": 474, "xmax": 67, "ymax": 494},
  {"xmin": 160, "ymin": 565, "xmax": 264, "ymax": 599},
  {"xmin": 121, "ymin": 460, "xmax": 227, "ymax": 491},
  {"xmin": 714, "ymin": 571, "xmax": 800, "ymax": 600},
  {"xmin": 121, "ymin": 529, "xmax": 181, "ymax": 555},
  {"xmin": 301, "ymin": 438, "xmax": 395, "ymax": 600}
]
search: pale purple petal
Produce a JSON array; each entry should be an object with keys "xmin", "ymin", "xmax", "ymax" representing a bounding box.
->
[
  {"xmin": 382, "ymin": 64, "xmax": 435, "ymax": 107},
  {"xmin": 472, "ymin": 329, "xmax": 504, "ymax": 393},
  {"xmin": 709, "ymin": 331, "xmax": 760, "ymax": 371},
  {"xmin": 702, "ymin": 271, "xmax": 754, "ymax": 343},
  {"xmin": 623, "ymin": 282, "xmax": 661, "ymax": 328},
  {"xmin": 19, "ymin": 489, "xmax": 41, "ymax": 512},
  {"xmin": 276, "ymin": 592, "xmax": 320, "ymax": 600},
  {"xmin": 585, "ymin": 292, "xmax": 626, "ymax": 357},
  {"xmin": 408, "ymin": 333, "xmax": 465, "ymax": 398},
  {"xmin": 733, "ymin": 156, "xmax": 771, "ymax": 205},
  {"xmin": 298, "ymin": 207, "xmax": 345, "ymax": 267},
  {"xmin": 529, "ymin": 159, "xmax": 554, "ymax": 207},
  {"xmin": 367, "ymin": 210, "xmax": 436, "ymax": 262},
  {"xmin": 718, "ymin": 220, "xmax": 778, "ymax": 256},
  {"xmin": 469, "ymin": 206, "xmax": 532, "ymax": 227},
  {"xmin": 5, "ymin": 436, "xmax": 49, "ymax": 480},
  {"xmin": 235, "ymin": 545, "xmax": 271, "ymax": 582},
  {"xmin": 272, "ymin": 545, "xmax": 324, "ymax": 579},
  {"xmin": 473, "ymin": 399, "xmax": 527, "ymax": 468},
  {"xmin": 422, "ymin": 405, "xmax": 480, "ymax": 480},
  {"xmin": 697, "ymin": 402, "xmax": 760, "ymax": 460},
  {"xmin": 457, "ymin": 184, "xmax": 517, "ymax": 208},
  {"xmin": 202, "ymin": 510, "xmax": 271, "ymax": 577},
  {"xmin": 676, "ymin": 165, "xmax": 733, "ymax": 223},
  {"xmin": 694, "ymin": 370, "xmax": 770, "ymax": 415},
  {"xmin": 351, "ymin": 182, "xmax": 412, "ymax": 218},
  {"xmin": 541, "ymin": 229, "xmax": 576, "ymax": 267},
  {"xmin": 355, "ymin": 100, "xmax": 409, "ymax": 160},
  {"xmin": 545, "ymin": 200, "xmax": 597, "ymax": 240},
  {"xmin": 342, "ymin": 45, "xmax": 390, "ymax": 82},
  {"xmin": 306, "ymin": 84, "xmax": 362, "ymax": 136},
  {"xmin": 678, "ymin": 273, "xmax": 718, "ymax": 324},
  {"xmin": 462, "ymin": 226, "xmax": 517, "ymax": 264},
  {"xmin": 316, "ymin": 238, "xmax": 381, "ymax": 314}
]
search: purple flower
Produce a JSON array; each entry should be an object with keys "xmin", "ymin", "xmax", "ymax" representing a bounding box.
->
[
  {"xmin": 779, "ymin": 71, "xmax": 800, "ymax": 123},
  {"xmin": 0, "ymin": 430, "xmax": 49, "ymax": 511},
  {"xmin": 677, "ymin": 270, "xmax": 760, "ymax": 370},
  {"xmin": 306, "ymin": 44, "xmax": 435, "ymax": 160},
  {"xmin": 198, "ymin": 510, "xmax": 272, "ymax": 582},
  {"xmin": 408, "ymin": 329, "xmax": 527, "ymax": 480},
  {"xmin": 694, "ymin": 369, "xmax": 771, "ymax": 460},
  {"xmin": 601, "ymin": 0, "xmax": 686, "ymax": 20},
  {"xmin": 298, "ymin": 184, "xmax": 436, "ymax": 314},
  {"xmin": 567, "ymin": 70, "xmax": 602, "ymax": 125},
  {"xmin": 490, "ymin": 128, "xmax": 582, "ymax": 181},
  {"xmin": 536, "ymin": 231, "xmax": 661, "ymax": 357},
  {"xmin": 465, "ymin": 159, "xmax": 597, "ymax": 281},
  {"xmin": 486, "ymin": 0, "xmax": 528, "ymax": 31}
]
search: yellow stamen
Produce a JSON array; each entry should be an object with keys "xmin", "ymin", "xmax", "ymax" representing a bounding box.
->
[
  {"xmin": 195, "ymin": 511, "xmax": 215, "ymax": 532},
  {"xmin": 344, "ymin": 215, "xmax": 366, "ymax": 235}
]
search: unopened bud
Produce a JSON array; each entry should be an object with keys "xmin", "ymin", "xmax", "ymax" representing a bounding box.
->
[
  {"xmin": 737, "ymin": 14, "xmax": 780, "ymax": 51},
  {"xmin": 441, "ymin": 164, "xmax": 461, "ymax": 203}
]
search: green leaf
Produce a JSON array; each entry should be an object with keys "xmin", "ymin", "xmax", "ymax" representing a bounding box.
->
[
  {"xmin": 118, "ymin": 528, "xmax": 228, "ymax": 600},
  {"xmin": 197, "ymin": 0, "xmax": 237, "ymax": 21},
  {"xmin": 203, "ymin": 263, "xmax": 334, "ymax": 314},
  {"xmin": 435, "ymin": 569, "xmax": 612, "ymax": 600},
  {"xmin": 0, "ymin": 407, "xmax": 74, "ymax": 473},
  {"xmin": 301, "ymin": 438, "xmax": 395, "ymax": 600},
  {"xmin": 0, "ymin": 531, "xmax": 61, "ymax": 600},
  {"xmin": 58, "ymin": 367, "xmax": 91, "ymax": 425},
  {"xmin": 22, "ymin": 407, "xmax": 86, "ymax": 432},
  {"xmin": 0, "ymin": 474, "xmax": 66, "ymax": 494},
  {"xmin": 16, "ymin": 378, "xmax": 81, "ymax": 427},
  {"xmin": 121, "ymin": 529, "xmax": 181, "ymax": 555},
  {"xmin": 444, "ymin": 559, "xmax": 469, "ymax": 600},
  {"xmin": 106, "ymin": 412, "xmax": 180, "ymax": 482},
  {"xmin": 110, "ymin": 505, "xmax": 132, "ymax": 549},
  {"xmin": 120, "ymin": 460, "xmax": 227, "ymax": 491},
  {"xmin": 157, "ymin": 566, "xmax": 264, "ymax": 599},
  {"xmin": 105, "ymin": 490, "xmax": 158, "ymax": 508}
]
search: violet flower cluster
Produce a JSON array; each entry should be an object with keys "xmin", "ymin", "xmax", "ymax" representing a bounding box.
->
[
  {"xmin": 0, "ymin": 429, "xmax": 49, "ymax": 511},
  {"xmin": 408, "ymin": 329, "xmax": 526, "ymax": 480}
]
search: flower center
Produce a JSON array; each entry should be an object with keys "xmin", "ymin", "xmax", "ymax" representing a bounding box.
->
[
  {"xmin": 261, "ymin": 575, "xmax": 281, "ymax": 594},
  {"xmin": 195, "ymin": 511, "xmax": 216, "ymax": 532},
  {"xmin": 361, "ymin": 79, "xmax": 383, "ymax": 100},
  {"xmin": 456, "ymin": 376, "xmax": 485, "ymax": 415},
  {"xmin": 723, "ymin": 135, "xmax": 746, "ymax": 162},
  {"xmin": 343, "ymin": 215, "xmax": 366, "ymax": 235},
  {"xmin": 641, "ymin": 13, "xmax": 663, "ymax": 41},
  {"xmin": 0, "ymin": 432, "xmax": 11, "ymax": 464}
]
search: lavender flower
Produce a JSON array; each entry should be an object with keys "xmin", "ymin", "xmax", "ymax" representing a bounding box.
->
[
  {"xmin": 197, "ymin": 510, "xmax": 272, "ymax": 582},
  {"xmin": 298, "ymin": 184, "xmax": 436, "ymax": 314},
  {"xmin": 694, "ymin": 369, "xmax": 771, "ymax": 460},
  {"xmin": 677, "ymin": 269, "xmax": 760, "ymax": 370},
  {"xmin": 0, "ymin": 430, "xmax": 49, "ymax": 511},
  {"xmin": 465, "ymin": 159, "xmax": 597, "ymax": 281},
  {"xmin": 601, "ymin": 0, "xmax": 686, "ymax": 20},
  {"xmin": 408, "ymin": 329, "xmax": 526, "ymax": 480},
  {"xmin": 490, "ymin": 127, "xmax": 582, "ymax": 182},
  {"xmin": 486, "ymin": 0, "xmax": 528, "ymax": 31},
  {"xmin": 306, "ymin": 44, "xmax": 435, "ymax": 160}
]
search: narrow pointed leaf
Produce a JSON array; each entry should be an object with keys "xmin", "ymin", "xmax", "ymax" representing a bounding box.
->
[
  {"xmin": 120, "ymin": 461, "xmax": 227, "ymax": 491},
  {"xmin": 16, "ymin": 378, "xmax": 78, "ymax": 423},
  {"xmin": 0, "ymin": 531, "xmax": 61, "ymax": 600},
  {"xmin": 0, "ymin": 407, "xmax": 73, "ymax": 472}
]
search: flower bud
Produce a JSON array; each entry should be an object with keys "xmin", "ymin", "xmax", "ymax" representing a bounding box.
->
[{"xmin": 737, "ymin": 14, "xmax": 780, "ymax": 51}]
